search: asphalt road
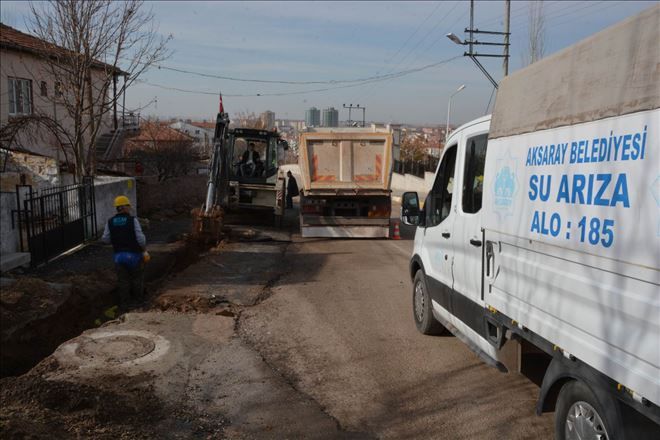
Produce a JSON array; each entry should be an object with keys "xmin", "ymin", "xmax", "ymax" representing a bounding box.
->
[
  {"xmin": 240, "ymin": 214, "xmax": 554, "ymax": 439},
  {"xmin": 4, "ymin": 208, "xmax": 555, "ymax": 438}
]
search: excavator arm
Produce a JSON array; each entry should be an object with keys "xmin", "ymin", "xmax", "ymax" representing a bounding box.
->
[{"xmin": 192, "ymin": 112, "xmax": 230, "ymax": 243}]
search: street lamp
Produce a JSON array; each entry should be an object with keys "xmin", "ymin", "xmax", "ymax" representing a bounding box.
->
[
  {"xmin": 446, "ymin": 84, "xmax": 466, "ymax": 143},
  {"xmin": 446, "ymin": 33, "xmax": 466, "ymax": 46}
]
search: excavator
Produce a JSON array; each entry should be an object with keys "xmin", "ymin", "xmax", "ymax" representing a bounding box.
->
[{"xmin": 192, "ymin": 109, "xmax": 289, "ymax": 242}]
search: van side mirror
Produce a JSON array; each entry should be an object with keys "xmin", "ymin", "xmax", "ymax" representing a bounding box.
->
[{"xmin": 401, "ymin": 191, "xmax": 423, "ymax": 226}]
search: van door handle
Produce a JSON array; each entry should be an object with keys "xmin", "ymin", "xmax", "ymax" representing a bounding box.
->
[
  {"xmin": 470, "ymin": 238, "xmax": 482, "ymax": 247},
  {"xmin": 442, "ymin": 232, "xmax": 451, "ymax": 239}
]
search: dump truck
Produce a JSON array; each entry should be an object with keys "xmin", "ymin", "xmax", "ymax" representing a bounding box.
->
[{"xmin": 297, "ymin": 127, "xmax": 397, "ymax": 238}]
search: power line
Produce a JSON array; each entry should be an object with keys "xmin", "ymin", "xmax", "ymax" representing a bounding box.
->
[
  {"xmin": 139, "ymin": 56, "xmax": 461, "ymax": 98},
  {"xmin": 353, "ymin": 1, "xmax": 463, "ymax": 105},
  {"xmin": 379, "ymin": 2, "xmax": 444, "ymax": 72},
  {"xmin": 351, "ymin": 1, "xmax": 444, "ymax": 102},
  {"xmin": 152, "ymin": 42, "xmax": 455, "ymax": 86}
]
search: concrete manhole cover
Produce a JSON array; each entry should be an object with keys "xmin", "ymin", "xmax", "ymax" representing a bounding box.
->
[
  {"xmin": 54, "ymin": 329, "xmax": 171, "ymax": 370},
  {"xmin": 76, "ymin": 334, "xmax": 156, "ymax": 363}
]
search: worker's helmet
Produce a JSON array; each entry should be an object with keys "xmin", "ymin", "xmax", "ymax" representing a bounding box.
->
[{"xmin": 114, "ymin": 195, "xmax": 131, "ymax": 207}]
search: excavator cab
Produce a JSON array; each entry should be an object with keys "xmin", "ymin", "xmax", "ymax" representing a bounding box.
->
[
  {"xmin": 228, "ymin": 129, "xmax": 285, "ymax": 183},
  {"xmin": 194, "ymin": 113, "xmax": 290, "ymax": 243},
  {"xmin": 222, "ymin": 128, "xmax": 288, "ymax": 218}
]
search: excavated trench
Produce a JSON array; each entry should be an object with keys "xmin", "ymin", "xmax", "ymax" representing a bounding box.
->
[
  {"xmin": 0, "ymin": 238, "xmax": 204, "ymax": 378},
  {"xmin": 0, "ymin": 210, "xmax": 294, "ymax": 378}
]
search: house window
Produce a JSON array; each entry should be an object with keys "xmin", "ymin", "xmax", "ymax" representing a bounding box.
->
[
  {"xmin": 8, "ymin": 77, "xmax": 33, "ymax": 116},
  {"xmin": 195, "ymin": 130, "xmax": 200, "ymax": 134},
  {"xmin": 54, "ymin": 81, "xmax": 63, "ymax": 97},
  {"xmin": 40, "ymin": 81, "xmax": 48, "ymax": 97}
]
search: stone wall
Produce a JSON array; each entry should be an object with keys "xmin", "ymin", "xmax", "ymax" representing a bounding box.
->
[{"xmin": 390, "ymin": 171, "xmax": 435, "ymax": 194}]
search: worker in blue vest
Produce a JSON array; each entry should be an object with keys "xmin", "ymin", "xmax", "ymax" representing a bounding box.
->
[{"xmin": 101, "ymin": 195, "xmax": 148, "ymax": 309}]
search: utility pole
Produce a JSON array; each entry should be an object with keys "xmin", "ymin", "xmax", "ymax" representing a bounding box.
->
[
  {"xmin": 446, "ymin": 0, "xmax": 510, "ymax": 88},
  {"xmin": 503, "ymin": 0, "xmax": 510, "ymax": 76},
  {"xmin": 343, "ymin": 104, "xmax": 366, "ymax": 127},
  {"xmin": 343, "ymin": 104, "xmax": 353, "ymax": 126}
]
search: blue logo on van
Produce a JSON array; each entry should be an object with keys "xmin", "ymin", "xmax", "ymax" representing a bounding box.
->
[{"xmin": 493, "ymin": 152, "xmax": 518, "ymax": 217}]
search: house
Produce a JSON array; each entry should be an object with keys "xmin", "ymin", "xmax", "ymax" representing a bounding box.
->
[
  {"xmin": 169, "ymin": 120, "xmax": 214, "ymax": 157},
  {"xmin": 0, "ymin": 23, "xmax": 128, "ymax": 177},
  {"xmin": 124, "ymin": 122, "xmax": 198, "ymax": 180},
  {"xmin": 0, "ymin": 24, "xmax": 133, "ymax": 270}
]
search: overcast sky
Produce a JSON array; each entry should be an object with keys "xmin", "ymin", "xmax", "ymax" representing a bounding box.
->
[{"xmin": 2, "ymin": 1, "xmax": 655, "ymax": 126}]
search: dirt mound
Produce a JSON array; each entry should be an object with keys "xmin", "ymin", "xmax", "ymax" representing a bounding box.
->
[
  {"xmin": 153, "ymin": 292, "xmax": 231, "ymax": 314},
  {"xmin": 1, "ymin": 271, "xmax": 117, "ymax": 377},
  {"xmin": 1, "ymin": 278, "xmax": 69, "ymax": 339},
  {"xmin": 0, "ymin": 363, "xmax": 226, "ymax": 439}
]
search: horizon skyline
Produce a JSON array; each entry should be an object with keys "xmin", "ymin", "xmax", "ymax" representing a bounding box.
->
[{"xmin": 2, "ymin": 1, "xmax": 655, "ymax": 126}]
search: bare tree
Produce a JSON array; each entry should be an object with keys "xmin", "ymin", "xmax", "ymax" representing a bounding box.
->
[
  {"xmin": 400, "ymin": 134, "xmax": 430, "ymax": 162},
  {"xmin": 522, "ymin": 0, "xmax": 546, "ymax": 66},
  {"xmin": 232, "ymin": 111, "xmax": 267, "ymax": 129},
  {"xmin": 126, "ymin": 119, "xmax": 197, "ymax": 182},
  {"xmin": 24, "ymin": 0, "xmax": 171, "ymax": 180}
]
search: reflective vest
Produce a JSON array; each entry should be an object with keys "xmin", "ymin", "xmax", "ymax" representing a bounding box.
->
[{"xmin": 108, "ymin": 214, "xmax": 142, "ymax": 253}]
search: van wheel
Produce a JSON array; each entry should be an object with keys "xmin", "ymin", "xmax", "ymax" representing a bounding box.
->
[
  {"xmin": 412, "ymin": 270, "xmax": 446, "ymax": 335},
  {"xmin": 555, "ymin": 380, "xmax": 614, "ymax": 440}
]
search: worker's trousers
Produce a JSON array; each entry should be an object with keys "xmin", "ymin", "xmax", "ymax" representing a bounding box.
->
[{"xmin": 115, "ymin": 263, "xmax": 144, "ymax": 308}]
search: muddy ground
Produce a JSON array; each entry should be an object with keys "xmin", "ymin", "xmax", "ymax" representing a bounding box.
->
[
  {"xmin": 1, "ymin": 358, "xmax": 224, "ymax": 439},
  {"xmin": 0, "ymin": 210, "xmax": 328, "ymax": 439},
  {"xmin": 0, "ymin": 216, "xmax": 196, "ymax": 377}
]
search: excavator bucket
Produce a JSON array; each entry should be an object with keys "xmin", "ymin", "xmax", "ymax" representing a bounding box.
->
[{"xmin": 191, "ymin": 205, "xmax": 224, "ymax": 244}]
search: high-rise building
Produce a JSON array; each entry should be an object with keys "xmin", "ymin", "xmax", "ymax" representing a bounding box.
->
[
  {"xmin": 261, "ymin": 110, "xmax": 275, "ymax": 130},
  {"xmin": 305, "ymin": 107, "xmax": 320, "ymax": 127},
  {"xmin": 322, "ymin": 107, "xmax": 339, "ymax": 127}
]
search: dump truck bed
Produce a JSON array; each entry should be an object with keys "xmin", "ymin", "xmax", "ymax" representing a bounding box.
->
[
  {"xmin": 298, "ymin": 129, "xmax": 393, "ymax": 193},
  {"xmin": 298, "ymin": 128, "xmax": 394, "ymax": 238}
]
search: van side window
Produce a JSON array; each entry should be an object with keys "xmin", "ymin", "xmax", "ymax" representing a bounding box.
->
[
  {"xmin": 462, "ymin": 134, "xmax": 488, "ymax": 214},
  {"xmin": 426, "ymin": 145, "xmax": 457, "ymax": 227}
]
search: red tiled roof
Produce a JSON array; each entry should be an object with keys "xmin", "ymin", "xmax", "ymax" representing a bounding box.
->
[
  {"xmin": 128, "ymin": 122, "xmax": 194, "ymax": 143},
  {"xmin": 0, "ymin": 23, "xmax": 125, "ymax": 74},
  {"xmin": 189, "ymin": 121, "xmax": 216, "ymax": 130}
]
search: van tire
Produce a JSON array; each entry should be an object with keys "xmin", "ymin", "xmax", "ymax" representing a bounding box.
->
[
  {"xmin": 412, "ymin": 270, "xmax": 447, "ymax": 335},
  {"xmin": 555, "ymin": 380, "xmax": 616, "ymax": 440}
]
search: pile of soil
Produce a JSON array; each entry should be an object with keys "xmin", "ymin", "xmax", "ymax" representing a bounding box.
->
[
  {"xmin": 0, "ymin": 270, "xmax": 117, "ymax": 377},
  {"xmin": 0, "ymin": 360, "xmax": 225, "ymax": 439},
  {"xmin": 153, "ymin": 292, "xmax": 234, "ymax": 314}
]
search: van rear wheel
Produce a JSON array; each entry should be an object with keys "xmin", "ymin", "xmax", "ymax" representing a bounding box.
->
[
  {"xmin": 555, "ymin": 380, "xmax": 614, "ymax": 440},
  {"xmin": 412, "ymin": 270, "xmax": 447, "ymax": 335}
]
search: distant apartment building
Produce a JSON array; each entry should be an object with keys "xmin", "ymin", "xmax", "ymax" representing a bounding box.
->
[
  {"xmin": 305, "ymin": 107, "xmax": 320, "ymax": 127},
  {"xmin": 276, "ymin": 119, "xmax": 305, "ymax": 132},
  {"xmin": 322, "ymin": 107, "xmax": 339, "ymax": 127},
  {"xmin": 261, "ymin": 110, "xmax": 275, "ymax": 130}
]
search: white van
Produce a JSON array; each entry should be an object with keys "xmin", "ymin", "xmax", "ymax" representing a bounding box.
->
[{"xmin": 401, "ymin": 7, "xmax": 659, "ymax": 439}]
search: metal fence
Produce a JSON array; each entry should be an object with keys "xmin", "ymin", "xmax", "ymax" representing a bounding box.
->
[
  {"xmin": 13, "ymin": 177, "xmax": 97, "ymax": 265},
  {"xmin": 393, "ymin": 157, "xmax": 439, "ymax": 178}
]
